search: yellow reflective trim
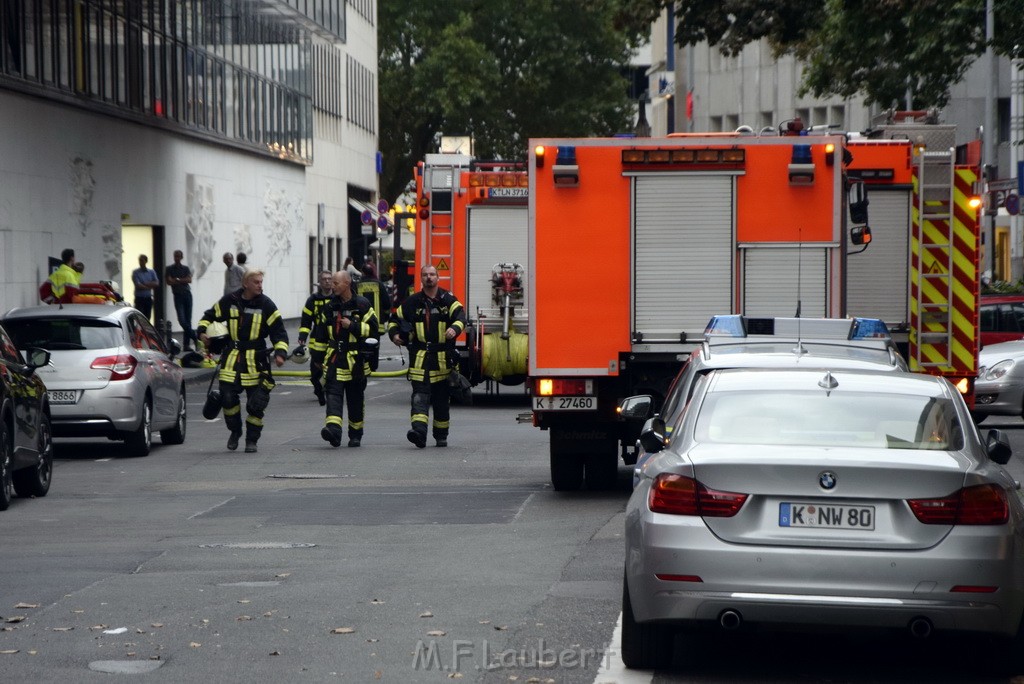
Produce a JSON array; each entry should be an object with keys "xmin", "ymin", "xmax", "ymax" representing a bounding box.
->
[{"xmin": 412, "ymin": 415, "xmax": 428, "ymax": 424}]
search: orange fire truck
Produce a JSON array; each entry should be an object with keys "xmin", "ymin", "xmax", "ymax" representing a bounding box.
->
[
  {"xmin": 527, "ymin": 125, "xmax": 980, "ymax": 490},
  {"xmin": 414, "ymin": 154, "xmax": 530, "ymax": 395}
]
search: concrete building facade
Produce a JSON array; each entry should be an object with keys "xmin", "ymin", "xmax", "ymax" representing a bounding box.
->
[{"xmin": 0, "ymin": 0, "xmax": 379, "ymax": 329}]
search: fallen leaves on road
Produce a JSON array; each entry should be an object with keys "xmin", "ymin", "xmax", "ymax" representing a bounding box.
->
[
  {"xmin": 236, "ymin": 615, "xmax": 253, "ymax": 621},
  {"xmin": 238, "ymin": 599, "xmax": 251, "ymax": 604},
  {"xmin": 189, "ymin": 642, "xmax": 201, "ymax": 648},
  {"xmin": 0, "ymin": 649, "xmax": 18, "ymax": 654},
  {"xmin": 14, "ymin": 603, "xmax": 39, "ymax": 609},
  {"xmin": 151, "ymin": 623, "xmax": 164, "ymax": 629},
  {"xmin": 426, "ymin": 630, "xmax": 446, "ymax": 637},
  {"xmin": 5, "ymin": 616, "xmax": 25, "ymax": 624},
  {"xmin": 52, "ymin": 627, "xmax": 73, "ymax": 632},
  {"xmin": 493, "ymin": 625, "xmax": 508, "ymax": 631},
  {"xmin": 419, "ymin": 611, "xmax": 433, "ymax": 618},
  {"xmin": 370, "ymin": 599, "xmax": 385, "ymax": 605},
  {"xmin": 330, "ymin": 627, "xmax": 355, "ymax": 634},
  {"xmin": 269, "ymin": 650, "xmax": 281, "ymax": 656}
]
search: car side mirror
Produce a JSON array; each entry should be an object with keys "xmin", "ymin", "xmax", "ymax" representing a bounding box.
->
[
  {"xmin": 618, "ymin": 395, "xmax": 653, "ymax": 421},
  {"xmin": 639, "ymin": 417, "xmax": 668, "ymax": 454},
  {"xmin": 168, "ymin": 338, "xmax": 182, "ymax": 358},
  {"xmin": 986, "ymin": 429, "xmax": 1012, "ymax": 465},
  {"xmin": 24, "ymin": 347, "xmax": 50, "ymax": 370}
]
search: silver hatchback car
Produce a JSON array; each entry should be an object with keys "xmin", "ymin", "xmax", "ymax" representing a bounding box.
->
[
  {"xmin": 623, "ymin": 368, "xmax": 1024, "ymax": 672},
  {"xmin": 2, "ymin": 304, "xmax": 186, "ymax": 457}
]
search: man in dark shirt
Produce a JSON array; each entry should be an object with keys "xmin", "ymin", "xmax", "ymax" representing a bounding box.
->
[{"xmin": 165, "ymin": 250, "xmax": 197, "ymax": 351}]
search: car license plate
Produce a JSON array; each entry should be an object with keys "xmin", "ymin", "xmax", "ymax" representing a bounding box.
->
[
  {"xmin": 779, "ymin": 503, "xmax": 875, "ymax": 530},
  {"xmin": 47, "ymin": 390, "xmax": 79, "ymax": 405},
  {"xmin": 533, "ymin": 396, "xmax": 596, "ymax": 411}
]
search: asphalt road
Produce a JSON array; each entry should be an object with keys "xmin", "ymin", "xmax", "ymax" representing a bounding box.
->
[{"xmin": 3, "ymin": 344, "xmax": 1024, "ymax": 683}]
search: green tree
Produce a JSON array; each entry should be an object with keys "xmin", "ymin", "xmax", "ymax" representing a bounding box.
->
[
  {"xmin": 621, "ymin": 0, "xmax": 1022, "ymax": 110},
  {"xmin": 378, "ymin": 0, "xmax": 647, "ymax": 203}
]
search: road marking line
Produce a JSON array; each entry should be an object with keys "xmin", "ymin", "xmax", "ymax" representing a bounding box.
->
[
  {"xmin": 592, "ymin": 612, "xmax": 653, "ymax": 684},
  {"xmin": 188, "ymin": 497, "xmax": 235, "ymax": 520}
]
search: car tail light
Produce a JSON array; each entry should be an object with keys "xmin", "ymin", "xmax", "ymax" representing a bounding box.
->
[
  {"xmin": 907, "ymin": 484, "xmax": 1009, "ymax": 525},
  {"xmin": 649, "ymin": 473, "xmax": 747, "ymax": 517},
  {"xmin": 91, "ymin": 354, "xmax": 137, "ymax": 381}
]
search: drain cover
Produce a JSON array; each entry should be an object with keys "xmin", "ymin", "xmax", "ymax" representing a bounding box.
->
[
  {"xmin": 266, "ymin": 474, "xmax": 351, "ymax": 479},
  {"xmin": 89, "ymin": 660, "xmax": 164, "ymax": 674},
  {"xmin": 199, "ymin": 542, "xmax": 316, "ymax": 549}
]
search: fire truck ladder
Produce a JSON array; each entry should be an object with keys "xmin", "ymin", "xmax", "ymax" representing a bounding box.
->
[
  {"xmin": 913, "ymin": 147, "xmax": 956, "ymax": 370},
  {"xmin": 427, "ymin": 165, "xmax": 456, "ymax": 292}
]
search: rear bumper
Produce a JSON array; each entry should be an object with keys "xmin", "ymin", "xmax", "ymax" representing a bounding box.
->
[
  {"xmin": 50, "ymin": 394, "xmax": 141, "ymax": 437},
  {"xmin": 625, "ymin": 510, "xmax": 1024, "ymax": 636}
]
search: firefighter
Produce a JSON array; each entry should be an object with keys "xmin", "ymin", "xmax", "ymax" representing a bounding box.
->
[
  {"xmin": 355, "ymin": 262, "xmax": 391, "ymax": 371},
  {"xmin": 295, "ymin": 270, "xmax": 333, "ymax": 405},
  {"xmin": 197, "ymin": 269, "xmax": 289, "ymax": 453},
  {"xmin": 388, "ymin": 265, "xmax": 467, "ymax": 448},
  {"xmin": 313, "ymin": 270, "xmax": 378, "ymax": 448}
]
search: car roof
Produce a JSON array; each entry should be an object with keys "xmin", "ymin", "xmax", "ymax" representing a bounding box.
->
[
  {"xmin": 706, "ymin": 367, "xmax": 948, "ymax": 397},
  {"xmin": 698, "ymin": 340, "xmax": 904, "ymax": 370},
  {"xmin": 3, "ymin": 304, "xmax": 131, "ymax": 322}
]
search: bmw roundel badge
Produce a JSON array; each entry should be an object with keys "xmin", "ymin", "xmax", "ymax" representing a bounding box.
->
[{"xmin": 818, "ymin": 471, "xmax": 837, "ymax": 490}]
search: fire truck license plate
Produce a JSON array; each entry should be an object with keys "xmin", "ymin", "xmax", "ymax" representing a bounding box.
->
[{"xmin": 533, "ymin": 396, "xmax": 596, "ymax": 411}]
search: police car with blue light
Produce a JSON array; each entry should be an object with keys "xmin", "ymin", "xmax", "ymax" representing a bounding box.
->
[{"xmin": 618, "ymin": 315, "xmax": 908, "ymax": 488}]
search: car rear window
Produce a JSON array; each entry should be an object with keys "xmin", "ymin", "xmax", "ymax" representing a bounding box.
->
[
  {"xmin": 4, "ymin": 317, "xmax": 121, "ymax": 351},
  {"xmin": 694, "ymin": 390, "xmax": 963, "ymax": 451}
]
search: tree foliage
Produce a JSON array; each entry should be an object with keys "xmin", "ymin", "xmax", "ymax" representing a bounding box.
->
[
  {"xmin": 378, "ymin": 0, "xmax": 647, "ymax": 203},
  {"xmin": 622, "ymin": 0, "xmax": 1022, "ymax": 110}
]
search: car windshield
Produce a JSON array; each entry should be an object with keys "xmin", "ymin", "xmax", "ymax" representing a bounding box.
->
[
  {"xmin": 4, "ymin": 317, "xmax": 121, "ymax": 351},
  {"xmin": 694, "ymin": 390, "xmax": 963, "ymax": 450}
]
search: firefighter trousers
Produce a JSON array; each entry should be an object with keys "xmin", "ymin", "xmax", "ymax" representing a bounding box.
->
[
  {"xmin": 221, "ymin": 377, "xmax": 274, "ymax": 444},
  {"xmin": 324, "ymin": 376, "xmax": 366, "ymax": 439},
  {"xmin": 410, "ymin": 379, "xmax": 450, "ymax": 440},
  {"xmin": 309, "ymin": 349, "xmax": 326, "ymax": 400}
]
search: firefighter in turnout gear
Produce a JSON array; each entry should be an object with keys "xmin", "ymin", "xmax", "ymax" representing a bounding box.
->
[
  {"xmin": 356, "ymin": 262, "xmax": 391, "ymax": 371},
  {"xmin": 314, "ymin": 270, "xmax": 378, "ymax": 448},
  {"xmin": 197, "ymin": 269, "xmax": 289, "ymax": 453},
  {"xmin": 296, "ymin": 270, "xmax": 333, "ymax": 405},
  {"xmin": 388, "ymin": 265, "xmax": 467, "ymax": 448}
]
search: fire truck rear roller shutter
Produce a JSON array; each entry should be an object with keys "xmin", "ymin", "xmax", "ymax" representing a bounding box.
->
[
  {"xmin": 633, "ymin": 175, "xmax": 734, "ymax": 342},
  {"xmin": 742, "ymin": 247, "xmax": 828, "ymax": 318},
  {"xmin": 846, "ymin": 190, "xmax": 912, "ymax": 327},
  {"xmin": 467, "ymin": 205, "xmax": 530, "ymax": 320}
]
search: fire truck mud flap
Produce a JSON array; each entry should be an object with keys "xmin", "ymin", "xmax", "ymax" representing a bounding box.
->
[{"xmin": 549, "ymin": 427, "xmax": 619, "ymax": 492}]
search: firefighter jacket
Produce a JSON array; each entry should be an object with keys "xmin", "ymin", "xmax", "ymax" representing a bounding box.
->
[
  {"xmin": 198, "ymin": 292, "xmax": 289, "ymax": 386},
  {"xmin": 298, "ymin": 290, "xmax": 332, "ymax": 353},
  {"xmin": 355, "ymin": 278, "xmax": 392, "ymax": 329},
  {"xmin": 312, "ymin": 294, "xmax": 378, "ymax": 382},
  {"xmin": 387, "ymin": 288, "xmax": 466, "ymax": 383}
]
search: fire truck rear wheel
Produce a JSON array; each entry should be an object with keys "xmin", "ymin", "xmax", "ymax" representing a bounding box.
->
[
  {"xmin": 550, "ymin": 452, "xmax": 584, "ymax": 491},
  {"xmin": 585, "ymin": 453, "xmax": 619, "ymax": 490}
]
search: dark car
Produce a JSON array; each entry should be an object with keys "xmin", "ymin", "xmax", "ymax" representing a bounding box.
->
[
  {"xmin": 0, "ymin": 322, "xmax": 53, "ymax": 511},
  {"xmin": 980, "ymin": 294, "xmax": 1024, "ymax": 347}
]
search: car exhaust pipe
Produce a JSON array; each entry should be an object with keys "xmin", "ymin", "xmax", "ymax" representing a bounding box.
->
[
  {"xmin": 719, "ymin": 609, "xmax": 742, "ymax": 630},
  {"xmin": 908, "ymin": 617, "xmax": 932, "ymax": 639}
]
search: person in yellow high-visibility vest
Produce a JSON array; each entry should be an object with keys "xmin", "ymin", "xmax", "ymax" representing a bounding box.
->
[{"xmin": 47, "ymin": 248, "xmax": 81, "ymax": 303}]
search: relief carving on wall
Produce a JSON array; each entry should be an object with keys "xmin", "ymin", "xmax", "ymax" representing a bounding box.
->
[
  {"xmin": 185, "ymin": 174, "xmax": 216, "ymax": 279},
  {"xmin": 69, "ymin": 156, "xmax": 96, "ymax": 237},
  {"xmin": 262, "ymin": 183, "xmax": 299, "ymax": 264},
  {"xmin": 102, "ymin": 224, "xmax": 121, "ymax": 280}
]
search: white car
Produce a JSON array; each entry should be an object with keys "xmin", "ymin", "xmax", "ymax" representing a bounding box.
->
[
  {"xmin": 975, "ymin": 339, "xmax": 1024, "ymax": 421},
  {"xmin": 2, "ymin": 305, "xmax": 186, "ymax": 456}
]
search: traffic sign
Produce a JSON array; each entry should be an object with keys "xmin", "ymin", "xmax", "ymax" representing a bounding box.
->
[
  {"xmin": 377, "ymin": 199, "xmax": 389, "ymax": 214},
  {"xmin": 360, "ymin": 210, "xmax": 372, "ymax": 225},
  {"xmin": 1006, "ymin": 193, "xmax": 1020, "ymax": 216},
  {"xmin": 377, "ymin": 216, "xmax": 388, "ymax": 230}
]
